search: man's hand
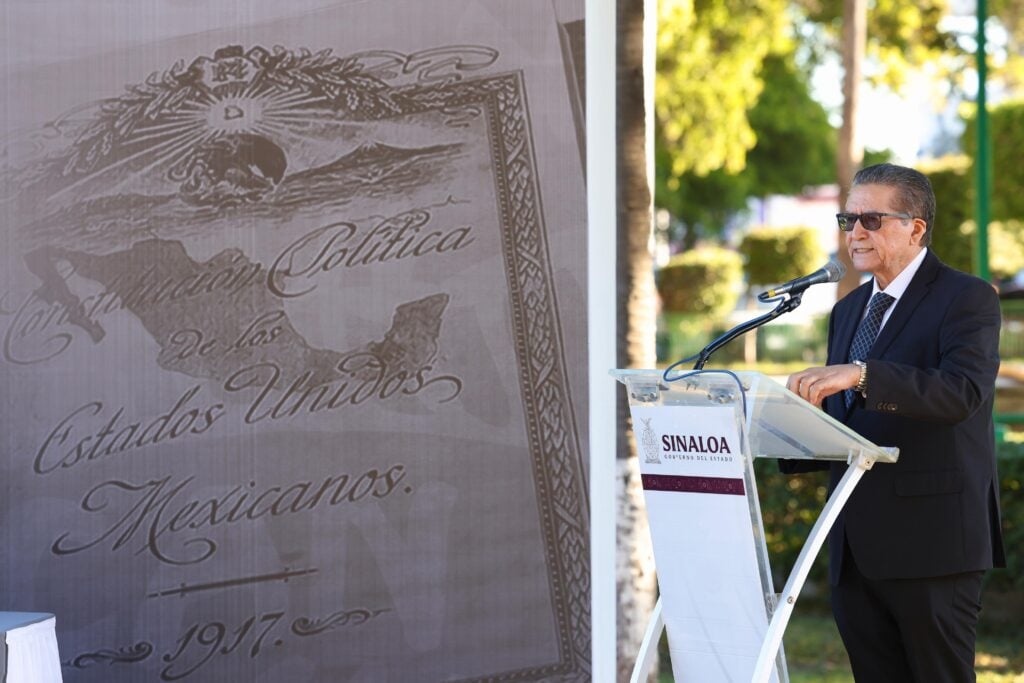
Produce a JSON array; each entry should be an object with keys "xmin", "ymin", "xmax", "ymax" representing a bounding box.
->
[{"xmin": 786, "ymin": 364, "xmax": 861, "ymax": 407}]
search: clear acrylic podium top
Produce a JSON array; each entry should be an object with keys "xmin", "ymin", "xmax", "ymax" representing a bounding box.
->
[{"xmin": 612, "ymin": 369, "xmax": 898, "ymax": 464}]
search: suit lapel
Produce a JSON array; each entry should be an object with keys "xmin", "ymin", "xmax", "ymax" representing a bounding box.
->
[
  {"xmin": 830, "ymin": 284, "xmax": 871, "ymax": 365},
  {"xmin": 869, "ymin": 251, "xmax": 940, "ymax": 360}
]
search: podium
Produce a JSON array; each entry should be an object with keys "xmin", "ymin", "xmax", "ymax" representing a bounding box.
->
[
  {"xmin": 611, "ymin": 369, "xmax": 898, "ymax": 683},
  {"xmin": 0, "ymin": 613, "xmax": 63, "ymax": 683}
]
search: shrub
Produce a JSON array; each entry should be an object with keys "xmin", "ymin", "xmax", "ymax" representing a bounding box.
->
[
  {"xmin": 657, "ymin": 247, "xmax": 743, "ymax": 317},
  {"xmin": 913, "ymin": 156, "xmax": 1024, "ymax": 278},
  {"xmin": 755, "ymin": 438, "xmax": 1024, "ymax": 599},
  {"xmin": 954, "ymin": 219, "xmax": 1024, "ymax": 281},
  {"xmin": 756, "ymin": 318, "xmax": 829, "ymax": 364},
  {"xmin": 755, "ymin": 458, "xmax": 831, "ymax": 594},
  {"xmin": 964, "ymin": 100, "xmax": 1024, "ymax": 222},
  {"xmin": 917, "ymin": 155, "xmax": 973, "ymax": 273},
  {"xmin": 989, "ymin": 439, "xmax": 1024, "ymax": 593},
  {"xmin": 987, "ymin": 220, "xmax": 1024, "ymax": 281},
  {"xmin": 739, "ymin": 226, "xmax": 824, "ymax": 287}
]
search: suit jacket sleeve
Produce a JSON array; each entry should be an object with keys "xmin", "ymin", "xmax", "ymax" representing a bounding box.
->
[{"xmin": 864, "ymin": 278, "xmax": 1001, "ymax": 422}]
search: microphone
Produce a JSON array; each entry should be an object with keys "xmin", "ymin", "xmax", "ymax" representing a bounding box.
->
[{"xmin": 757, "ymin": 260, "xmax": 846, "ymax": 301}]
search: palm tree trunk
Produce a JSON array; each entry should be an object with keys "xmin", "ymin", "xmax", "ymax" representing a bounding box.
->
[
  {"xmin": 616, "ymin": 0, "xmax": 659, "ymax": 679},
  {"xmin": 836, "ymin": 0, "xmax": 867, "ymax": 299}
]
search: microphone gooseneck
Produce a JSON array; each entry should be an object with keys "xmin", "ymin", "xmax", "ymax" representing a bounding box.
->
[{"xmin": 670, "ymin": 258, "xmax": 846, "ymax": 371}]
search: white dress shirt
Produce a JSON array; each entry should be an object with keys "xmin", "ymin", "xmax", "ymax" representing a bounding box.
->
[{"xmin": 865, "ymin": 247, "xmax": 929, "ymax": 332}]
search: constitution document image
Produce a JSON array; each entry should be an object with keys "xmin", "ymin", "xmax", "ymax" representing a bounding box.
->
[{"xmin": 0, "ymin": 1, "xmax": 589, "ymax": 680}]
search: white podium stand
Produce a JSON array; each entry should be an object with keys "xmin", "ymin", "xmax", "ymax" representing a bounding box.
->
[
  {"xmin": 612, "ymin": 369, "xmax": 898, "ymax": 683},
  {"xmin": 0, "ymin": 613, "xmax": 63, "ymax": 683}
]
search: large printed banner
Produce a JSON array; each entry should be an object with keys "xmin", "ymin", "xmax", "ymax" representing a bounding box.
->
[{"xmin": 0, "ymin": 2, "xmax": 590, "ymax": 680}]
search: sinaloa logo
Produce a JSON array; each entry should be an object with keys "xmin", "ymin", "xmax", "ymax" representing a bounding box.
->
[{"xmin": 640, "ymin": 417, "xmax": 661, "ymax": 464}]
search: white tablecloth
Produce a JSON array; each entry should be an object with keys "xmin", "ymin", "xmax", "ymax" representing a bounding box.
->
[{"xmin": 1, "ymin": 613, "xmax": 63, "ymax": 683}]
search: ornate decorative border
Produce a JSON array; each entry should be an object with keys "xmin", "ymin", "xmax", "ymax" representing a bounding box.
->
[{"xmin": 401, "ymin": 72, "xmax": 591, "ymax": 680}]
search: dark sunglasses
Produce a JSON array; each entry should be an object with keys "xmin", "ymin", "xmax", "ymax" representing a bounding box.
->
[{"xmin": 836, "ymin": 211, "xmax": 913, "ymax": 231}]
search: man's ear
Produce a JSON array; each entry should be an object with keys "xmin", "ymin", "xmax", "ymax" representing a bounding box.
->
[{"xmin": 910, "ymin": 218, "xmax": 927, "ymax": 246}]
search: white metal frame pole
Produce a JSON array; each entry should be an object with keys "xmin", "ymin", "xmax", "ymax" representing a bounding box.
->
[
  {"xmin": 750, "ymin": 452, "xmax": 877, "ymax": 683},
  {"xmin": 586, "ymin": 0, "xmax": 617, "ymax": 679},
  {"xmin": 628, "ymin": 598, "xmax": 663, "ymax": 683}
]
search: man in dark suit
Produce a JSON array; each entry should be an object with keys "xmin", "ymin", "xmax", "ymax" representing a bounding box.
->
[{"xmin": 784, "ymin": 163, "xmax": 1005, "ymax": 682}]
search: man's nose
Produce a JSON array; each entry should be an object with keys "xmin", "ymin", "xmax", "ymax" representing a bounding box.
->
[{"xmin": 849, "ymin": 218, "xmax": 870, "ymax": 237}]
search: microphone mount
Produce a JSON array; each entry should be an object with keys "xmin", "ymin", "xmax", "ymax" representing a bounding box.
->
[
  {"xmin": 757, "ymin": 260, "xmax": 846, "ymax": 303},
  {"xmin": 692, "ymin": 291, "xmax": 804, "ymax": 370}
]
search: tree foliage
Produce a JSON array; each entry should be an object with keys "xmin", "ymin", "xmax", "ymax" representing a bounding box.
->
[
  {"xmin": 652, "ymin": 0, "xmax": 1020, "ymax": 282},
  {"xmin": 654, "ymin": 161, "xmax": 750, "ymax": 247},
  {"xmin": 655, "ymin": 0, "xmax": 788, "ymax": 179},
  {"xmin": 742, "ymin": 55, "xmax": 837, "ymax": 198},
  {"xmin": 989, "ymin": 0, "xmax": 1024, "ymax": 91},
  {"xmin": 655, "ymin": 0, "xmax": 951, "ymax": 250},
  {"xmin": 793, "ymin": 0, "xmax": 951, "ymax": 88},
  {"xmin": 655, "ymin": 49, "xmax": 836, "ymax": 247}
]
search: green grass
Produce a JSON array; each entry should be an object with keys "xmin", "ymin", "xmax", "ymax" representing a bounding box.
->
[
  {"xmin": 656, "ymin": 612, "xmax": 1024, "ymax": 682},
  {"xmin": 782, "ymin": 614, "xmax": 852, "ymax": 682}
]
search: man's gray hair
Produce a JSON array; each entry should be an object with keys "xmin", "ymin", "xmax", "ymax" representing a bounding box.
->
[{"xmin": 852, "ymin": 163, "xmax": 935, "ymax": 246}]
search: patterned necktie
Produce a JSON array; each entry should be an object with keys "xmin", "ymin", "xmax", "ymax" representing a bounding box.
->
[{"xmin": 844, "ymin": 292, "xmax": 896, "ymax": 408}]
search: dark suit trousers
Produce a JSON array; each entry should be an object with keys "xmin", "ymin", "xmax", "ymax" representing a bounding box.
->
[{"xmin": 832, "ymin": 538, "xmax": 984, "ymax": 683}]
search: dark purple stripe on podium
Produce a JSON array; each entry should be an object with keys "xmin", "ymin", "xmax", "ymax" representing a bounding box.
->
[{"xmin": 641, "ymin": 474, "xmax": 745, "ymax": 496}]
